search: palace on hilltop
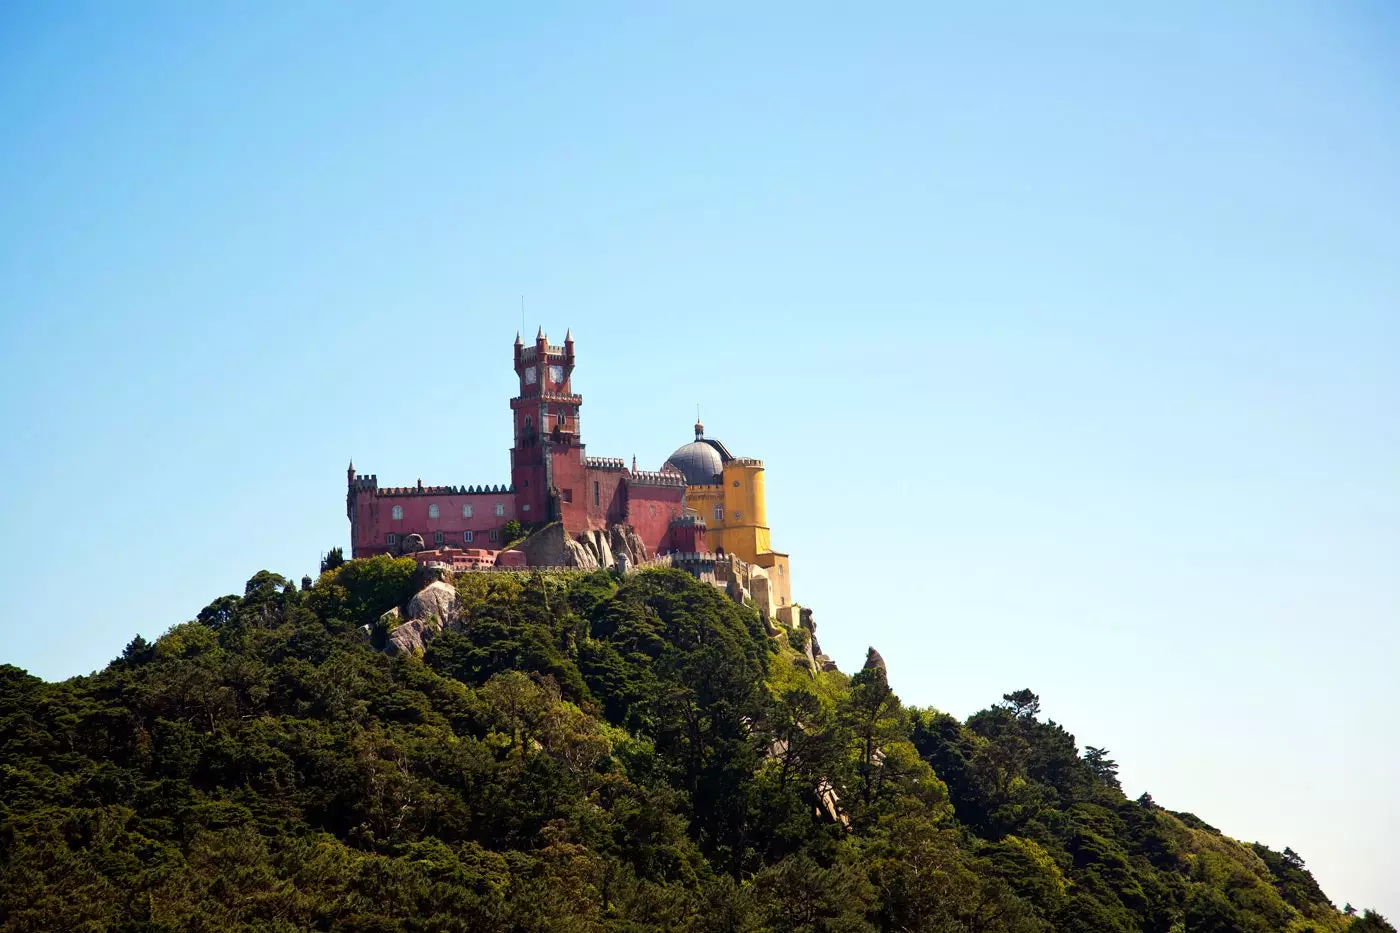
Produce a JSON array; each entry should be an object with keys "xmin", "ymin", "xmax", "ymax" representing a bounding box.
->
[{"xmin": 347, "ymin": 329, "xmax": 792, "ymax": 606}]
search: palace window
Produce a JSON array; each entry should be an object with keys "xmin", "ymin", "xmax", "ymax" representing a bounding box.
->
[
  {"xmin": 557, "ymin": 410, "xmax": 566, "ymax": 426},
  {"xmin": 494, "ymin": 502, "xmax": 505, "ymax": 517},
  {"xmin": 561, "ymin": 488, "xmax": 572, "ymax": 503},
  {"xmin": 387, "ymin": 533, "xmax": 399, "ymax": 546},
  {"xmin": 462, "ymin": 504, "xmax": 473, "ymax": 518},
  {"xmin": 464, "ymin": 531, "xmax": 474, "ymax": 543},
  {"xmin": 392, "ymin": 505, "xmax": 403, "ymax": 521},
  {"xmin": 525, "ymin": 416, "xmax": 532, "ymax": 430},
  {"xmin": 428, "ymin": 504, "xmax": 439, "ymax": 519},
  {"xmin": 489, "ymin": 529, "xmax": 499, "ymax": 543},
  {"xmin": 434, "ymin": 531, "xmax": 444, "ymax": 546},
  {"xmin": 593, "ymin": 481, "xmax": 600, "ymax": 507},
  {"xmin": 778, "ymin": 564, "xmax": 784, "ymax": 577},
  {"xmin": 713, "ymin": 505, "xmax": 724, "ymax": 522},
  {"xmin": 733, "ymin": 480, "xmax": 740, "ymax": 487}
]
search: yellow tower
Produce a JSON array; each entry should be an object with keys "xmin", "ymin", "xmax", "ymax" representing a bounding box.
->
[{"xmin": 663, "ymin": 421, "xmax": 792, "ymax": 607}]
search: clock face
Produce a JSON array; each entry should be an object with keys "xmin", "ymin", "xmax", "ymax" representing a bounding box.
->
[
  {"xmin": 524, "ymin": 366, "xmax": 537, "ymax": 385},
  {"xmin": 549, "ymin": 364, "xmax": 564, "ymax": 384}
]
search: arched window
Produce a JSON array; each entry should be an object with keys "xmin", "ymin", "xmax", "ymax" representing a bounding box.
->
[
  {"xmin": 462, "ymin": 504, "xmax": 473, "ymax": 518},
  {"xmin": 494, "ymin": 502, "xmax": 505, "ymax": 517},
  {"xmin": 428, "ymin": 504, "xmax": 440, "ymax": 519},
  {"xmin": 392, "ymin": 505, "xmax": 403, "ymax": 521}
]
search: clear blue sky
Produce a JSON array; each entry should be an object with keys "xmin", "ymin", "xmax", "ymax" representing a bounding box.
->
[{"xmin": 1, "ymin": 0, "xmax": 1396, "ymax": 916}]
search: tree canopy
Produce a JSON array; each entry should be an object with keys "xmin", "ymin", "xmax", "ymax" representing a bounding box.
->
[{"xmin": 0, "ymin": 563, "xmax": 1384, "ymax": 932}]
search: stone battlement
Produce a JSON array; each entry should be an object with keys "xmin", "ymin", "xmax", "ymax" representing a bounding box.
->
[
  {"xmin": 586, "ymin": 457, "xmax": 628, "ymax": 471},
  {"xmin": 629, "ymin": 470, "xmax": 687, "ymax": 488},
  {"xmin": 729, "ymin": 457, "xmax": 764, "ymax": 468},
  {"xmin": 374, "ymin": 482, "xmax": 514, "ymax": 497},
  {"xmin": 517, "ymin": 345, "xmax": 568, "ymax": 363}
]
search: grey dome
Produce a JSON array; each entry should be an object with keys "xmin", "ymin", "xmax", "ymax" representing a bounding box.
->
[{"xmin": 664, "ymin": 440, "xmax": 725, "ymax": 485}]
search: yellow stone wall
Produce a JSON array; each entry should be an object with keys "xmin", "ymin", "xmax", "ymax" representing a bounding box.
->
[{"xmin": 679, "ymin": 458, "xmax": 791, "ymax": 604}]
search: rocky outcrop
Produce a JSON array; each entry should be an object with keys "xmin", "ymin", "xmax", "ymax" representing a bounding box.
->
[
  {"xmin": 579, "ymin": 529, "xmax": 615, "ymax": 569},
  {"xmin": 382, "ymin": 565, "xmax": 461, "ymax": 657},
  {"xmin": 517, "ymin": 522, "xmax": 599, "ymax": 570},
  {"xmin": 400, "ymin": 533, "xmax": 425, "ymax": 555},
  {"xmin": 609, "ymin": 525, "xmax": 648, "ymax": 568},
  {"xmin": 863, "ymin": 646, "xmax": 886, "ymax": 673},
  {"xmin": 407, "ymin": 580, "xmax": 457, "ymax": 626}
]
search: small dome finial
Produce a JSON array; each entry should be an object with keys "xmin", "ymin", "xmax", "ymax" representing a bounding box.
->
[{"xmin": 695, "ymin": 403, "xmax": 703, "ymax": 438}]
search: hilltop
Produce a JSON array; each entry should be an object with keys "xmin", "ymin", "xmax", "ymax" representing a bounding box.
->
[{"xmin": 0, "ymin": 558, "xmax": 1389, "ymax": 932}]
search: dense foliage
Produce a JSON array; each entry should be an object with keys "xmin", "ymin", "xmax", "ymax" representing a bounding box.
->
[{"xmin": 0, "ymin": 559, "xmax": 1386, "ymax": 931}]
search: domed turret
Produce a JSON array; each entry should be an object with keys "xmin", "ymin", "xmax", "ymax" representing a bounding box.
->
[{"xmin": 663, "ymin": 420, "xmax": 732, "ymax": 485}]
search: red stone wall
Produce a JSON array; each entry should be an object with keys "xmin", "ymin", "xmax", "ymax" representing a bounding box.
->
[
  {"xmin": 626, "ymin": 484, "xmax": 687, "ymax": 556},
  {"xmin": 351, "ymin": 487, "xmax": 519, "ymax": 557},
  {"xmin": 585, "ymin": 468, "xmax": 629, "ymax": 530}
]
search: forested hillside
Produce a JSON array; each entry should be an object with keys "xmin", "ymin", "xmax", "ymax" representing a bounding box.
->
[{"xmin": 0, "ymin": 559, "xmax": 1389, "ymax": 931}]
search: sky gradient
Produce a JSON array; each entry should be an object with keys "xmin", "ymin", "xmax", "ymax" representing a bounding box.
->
[{"xmin": 1, "ymin": 1, "xmax": 1397, "ymax": 916}]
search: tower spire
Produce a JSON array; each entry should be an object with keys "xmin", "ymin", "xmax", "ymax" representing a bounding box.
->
[{"xmin": 695, "ymin": 404, "xmax": 704, "ymax": 439}]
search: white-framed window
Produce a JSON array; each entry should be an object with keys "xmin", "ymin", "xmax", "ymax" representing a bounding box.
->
[
  {"xmin": 557, "ymin": 410, "xmax": 566, "ymax": 425},
  {"xmin": 434, "ymin": 531, "xmax": 444, "ymax": 545},
  {"xmin": 387, "ymin": 533, "xmax": 399, "ymax": 546},
  {"xmin": 464, "ymin": 531, "xmax": 474, "ymax": 543},
  {"xmin": 392, "ymin": 505, "xmax": 403, "ymax": 520},
  {"xmin": 494, "ymin": 502, "xmax": 505, "ymax": 517},
  {"xmin": 489, "ymin": 529, "xmax": 499, "ymax": 543},
  {"xmin": 462, "ymin": 504, "xmax": 473, "ymax": 518},
  {"xmin": 522, "ymin": 503, "xmax": 530, "ymax": 512},
  {"xmin": 713, "ymin": 505, "xmax": 724, "ymax": 522},
  {"xmin": 428, "ymin": 504, "xmax": 440, "ymax": 519}
]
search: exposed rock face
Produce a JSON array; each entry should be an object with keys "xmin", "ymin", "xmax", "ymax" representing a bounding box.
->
[
  {"xmin": 387, "ymin": 619, "xmax": 432, "ymax": 656},
  {"xmin": 381, "ymin": 566, "xmax": 461, "ymax": 657},
  {"xmin": 401, "ymin": 534, "xmax": 425, "ymax": 555},
  {"xmin": 609, "ymin": 526, "xmax": 648, "ymax": 568},
  {"xmin": 517, "ymin": 523, "xmax": 599, "ymax": 570},
  {"xmin": 864, "ymin": 646, "xmax": 887, "ymax": 673},
  {"xmin": 407, "ymin": 580, "xmax": 457, "ymax": 627}
]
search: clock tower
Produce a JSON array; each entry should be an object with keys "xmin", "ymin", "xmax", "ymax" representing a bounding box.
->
[{"xmin": 510, "ymin": 328, "xmax": 584, "ymax": 523}]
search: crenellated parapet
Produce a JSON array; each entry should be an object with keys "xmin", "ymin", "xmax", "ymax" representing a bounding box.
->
[
  {"xmin": 516, "ymin": 345, "xmax": 569, "ymax": 363},
  {"xmin": 374, "ymin": 482, "xmax": 515, "ymax": 497},
  {"xmin": 729, "ymin": 457, "xmax": 764, "ymax": 468},
  {"xmin": 628, "ymin": 469, "xmax": 687, "ymax": 488},
  {"xmin": 586, "ymin": 457, "xmax": 628, "ymax": 471}
]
